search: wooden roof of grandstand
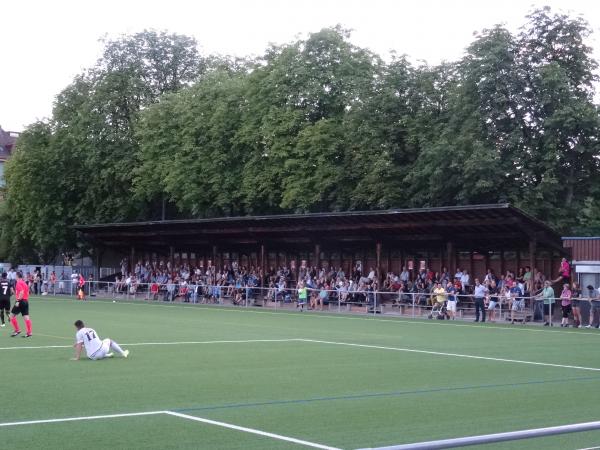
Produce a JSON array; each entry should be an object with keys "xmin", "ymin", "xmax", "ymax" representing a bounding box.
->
[{"xmin": 75, "ymin": 204, "xmax": 564, "ymax": 253}]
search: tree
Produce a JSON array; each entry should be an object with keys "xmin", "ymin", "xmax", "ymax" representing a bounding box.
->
[
  {"xmin": 2, "ymin": 123, "xmax": 73, "ymax": 263},
  {"xmin": 238, "ymin": 27, "xmax": 381, "ymax": 213},
  {"xmin": 135, "ymin": 69, "xmax": 249, "ymax": 217},
  {"xmin": 1, "ymin": 31, "xmax": 204, "ymax": 261},
  {"xmin": 514, "ymin": 8, "xmax": 600, "ymax": 230}
]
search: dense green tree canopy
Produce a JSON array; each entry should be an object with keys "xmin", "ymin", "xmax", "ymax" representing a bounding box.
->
[{"xmin": 2, "ymin": 9, "xmax": 600, "ymax": 262}]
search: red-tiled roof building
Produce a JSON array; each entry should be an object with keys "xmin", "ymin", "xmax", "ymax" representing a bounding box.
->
[{"xmin": 0, "ymin": 126, "xmax": 19, "ymax": 186}]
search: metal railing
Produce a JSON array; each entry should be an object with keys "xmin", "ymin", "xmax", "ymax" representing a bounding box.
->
[
  {"xmin": 357, "ymin": 419, "xmax": 600, "ymax": 449},
  {"xmin": 37, "ymin": 281, "xmax": 599, "ymax": 326}
]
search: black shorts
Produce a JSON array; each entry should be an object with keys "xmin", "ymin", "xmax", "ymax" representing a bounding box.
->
[
  {"xmin": 561, "ymin": 304, "xmax": 572, "ymax": 318},
  {"xmin": 543, "ymin": 303, "xmax": 555, "ymax": 315},
  {"xmin": 0, "ymin": 299, "xmax": 10, "ymax": 311},
  {"xmin": 11, "ymin": 300, "xmax": 29, "ymax": 316}
]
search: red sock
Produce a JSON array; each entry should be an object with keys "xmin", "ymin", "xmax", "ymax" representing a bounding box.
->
[
  {"xmin": 10, "ymin": 316, "xmax": 20, "ymax": 332},
  {"xmin": 25, "ymin": 318, "xmax": 32, "ymax": 335}
]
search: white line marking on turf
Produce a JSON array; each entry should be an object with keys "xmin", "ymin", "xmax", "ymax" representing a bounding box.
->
[
  {"xmin": 0, "ymin": 411, "xmax": 165, "ymax": 427},
  {"xmin": 164, "ymin": 411, "xmax": 341, "ymax": 450},
  {"xmin": 0, "ymin": 409, "xmax": 341, "ymax": 449},
  {"xmin": 0, "ymin": 338, "xmax": 301, "ymax": 351},
  {"xmin": 125, "ymin": 338, "xmax": 301, "ymax": 347},
  {"xmin": 0, "ymin": 344, "xmax": 73, "ymax": 350},
  {"xmin": 298, "ymin": 339, "xmax": 600, "ymax": 372}
]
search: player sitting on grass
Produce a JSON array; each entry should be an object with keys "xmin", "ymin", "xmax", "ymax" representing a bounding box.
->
[{"xmin": 71, "ymin": 320, "xmax": 129, "ymax": 361}]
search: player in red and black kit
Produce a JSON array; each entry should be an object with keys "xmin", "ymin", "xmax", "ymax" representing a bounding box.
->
[
  {"xmin": 0, "ymin": 272, "xmax": 13, "ymax": 327},
  {"xmin": 11, "ymin": 271, "xmax": 32, "ymax": 337}
]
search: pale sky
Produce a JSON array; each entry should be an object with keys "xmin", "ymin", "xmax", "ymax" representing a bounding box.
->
[{"xmin": 1, "ymin": 0, "xmax": 599, "ymax": 132}]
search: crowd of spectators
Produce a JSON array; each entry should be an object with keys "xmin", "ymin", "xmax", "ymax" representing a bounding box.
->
[
  {"xmin": 111, "ymin": 258, "xmax": 552, "ymax": 312},
  {"xmin": 2, "ymin": 267, "xmax": 89, "ymax": 296},
  {"xmin": 4, "ymin": 255, "xmax": 600, "ymax": 326}
]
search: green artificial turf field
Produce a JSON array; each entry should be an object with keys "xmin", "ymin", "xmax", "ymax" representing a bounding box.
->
[{"xmin": 1, "ymin": 295, "xmax": 599, "ymax": 449}]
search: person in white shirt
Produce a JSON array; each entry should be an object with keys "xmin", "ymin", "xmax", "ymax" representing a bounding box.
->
[
  {"xmin": 460, "ymin": 270, "xmax": 471, "ymax": 293},
  {"xmin": 367, "ymin": 268, "xmax": 376, "ymax": 280},
  {"xmin": 7, "ymin": 268, "xmax": 17, "ymax": 288},
  {"xmin": 454, "ymin": 269, "xmax": 463, "ymax": 281},
  {"xmin": 473, "ymin": 279, "xmax": 488, "ymax": 322},
  {"xmin": 71, "ymin": 272, "xmax": 79, "ymax": 295},
  {"xmin": 71, "ymin": 320, "xmax": 129, "ymax": 361}
]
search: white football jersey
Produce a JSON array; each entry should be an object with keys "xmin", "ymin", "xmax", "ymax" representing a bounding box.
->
[{"xmin": 76, "ymin": 327, "xmax": 103, "ymax": 357}]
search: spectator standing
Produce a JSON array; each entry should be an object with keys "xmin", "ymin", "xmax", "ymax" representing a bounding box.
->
[
  {"xmin": 58, "ymin": 272, "xmax": 66, "ymax": 294},
  {"xmin": 487, "ymin": 281, "xmax": 498, "ymax": 323},
  {"xmin": 571, "ymin": 282, "xmax": 582, "ymax": 328},
  {"xmin": 585, "ymin": 285, "xmax": 600, "ymax": 328},
  {"xmin": 8, "ymin": 268, "xmax": 17, "ymax": 289},
  {"xmin": 71, "ymin": 272, "xmax": 78, "ymax": 295},
  {"xmin": 446, "ymin": 283, "xmax": 458, "ymax": 320},
  {"xmin": 49, "ymin": 271, "xmax": 57, "ymax": 295},
  {"xmin": 473, "ymin": 279, "xmax": 487, "ymax": 323},
  {"xmin": 510, "ymin": 283, "xmax": 524, "ymax": 324},
  {"xmin": 150, "ymin": 281, "xmax": 159, "ymax": 301},
  {"xmin": 461, "ymin": 270, "xmax": 471, "ymax": 294},
  {"xmin": 33, "ymin": 270, "xmax": 42, "ymax": 295},
  {"xmin": 78, "ymin": 273, "xmax": 86, "ymax": 300},
  {"xmin": 297, "ymin": 282, "xmax": 307, "ymax": 310},
  {"xmin": 165, "ymin": 279, "xmax": 175, "ymax": 302},
  {"xmin": 560, "ymin": 284, "xmax": 572, "ymax": 327},
  {"xmin": 540, "ymin": 281, "xmax": 556, "ymax": 326},
  {"xmin": 523, "ymin": 266, "xmax": 532, "ymax": 294}
]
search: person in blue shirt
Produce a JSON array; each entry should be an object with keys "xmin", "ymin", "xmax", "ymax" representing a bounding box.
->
[
  {"xmin": 510, "ymin": 284, "xmax": 524, "ymax": 324},
  {"xmin": 446, "ymin": 284, "xmax": 458, "ymax": 320}
]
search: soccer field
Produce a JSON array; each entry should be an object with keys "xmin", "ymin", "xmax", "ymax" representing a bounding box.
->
[{"xmin": 2, "ymin": 296, "xmax": 600, "ymax": 449}]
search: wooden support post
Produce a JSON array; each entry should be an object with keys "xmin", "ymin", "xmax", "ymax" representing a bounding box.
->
[
  {"xmin": 446, "ymin": 241, "xmax": 454, "ymax": 275},
  {"xmin": 314, "ymin": 243, "xmax": 320, "ymax": 270},
  {"xmin": 485, "ymin": 251, "xmax": 490, "ymax": 275},
  {"xmin": 376, "ymin": 241, "xmax": 382, "ymax": 282},
  {"xmin": 400, "ymin": 249, "xmax": 405, "ymax": 276},
  {"xmin": 212, "ymin": 245, "xmax": 218, "ymax": 270},
  {"xmin": 169, "ymin": 246, "xmax": 174, "ymax": 269},
  {"xmin": 529, "ymin": 238, "xmax": 537, "ymax": 293},
  {"xmin": 440, "ymin": 245, "xmax": 444, "ymax": 273},
  {"xmin": 260, "ymin": 244, "xmax": 265, "ymax": 287},
  {"xmin": 130, "ymin": 246, "xmax": 135, "ymax": 274},
  {"xmin": 469, "ymin": 251, "xmax": 474, "ymax": 280},
  {"xmin": 94, "ymin": 248, "xmax": 101, "ymax": 280}
]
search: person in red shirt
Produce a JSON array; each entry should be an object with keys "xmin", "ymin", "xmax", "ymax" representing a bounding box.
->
[
  {"xmin": 10, "ymin": 272, "xmax": 32, "ymax": 337},
  {"xmin": 150, "ymin": 282, "xmax": 159, "ymax": 301}
]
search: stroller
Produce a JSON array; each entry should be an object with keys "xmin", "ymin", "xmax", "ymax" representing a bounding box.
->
[{"xmin": 428, "ymin": 301, "xmax": 449, "ymax": 320}]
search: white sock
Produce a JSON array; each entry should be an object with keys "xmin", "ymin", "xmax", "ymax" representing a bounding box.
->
[{"xmin": 110, "ymin": 340, "xmax": 126, "ymax": 356}]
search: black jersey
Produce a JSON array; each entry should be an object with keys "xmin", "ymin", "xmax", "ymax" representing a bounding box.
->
[{"xmin": 0, "ymin": 280, "xmax": 10, "ymax": 301}]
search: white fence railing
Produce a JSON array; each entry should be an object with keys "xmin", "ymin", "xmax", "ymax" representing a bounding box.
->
[{"xmin": 36, "ymin": 281, "xmax": 600, "ymax": 326}]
